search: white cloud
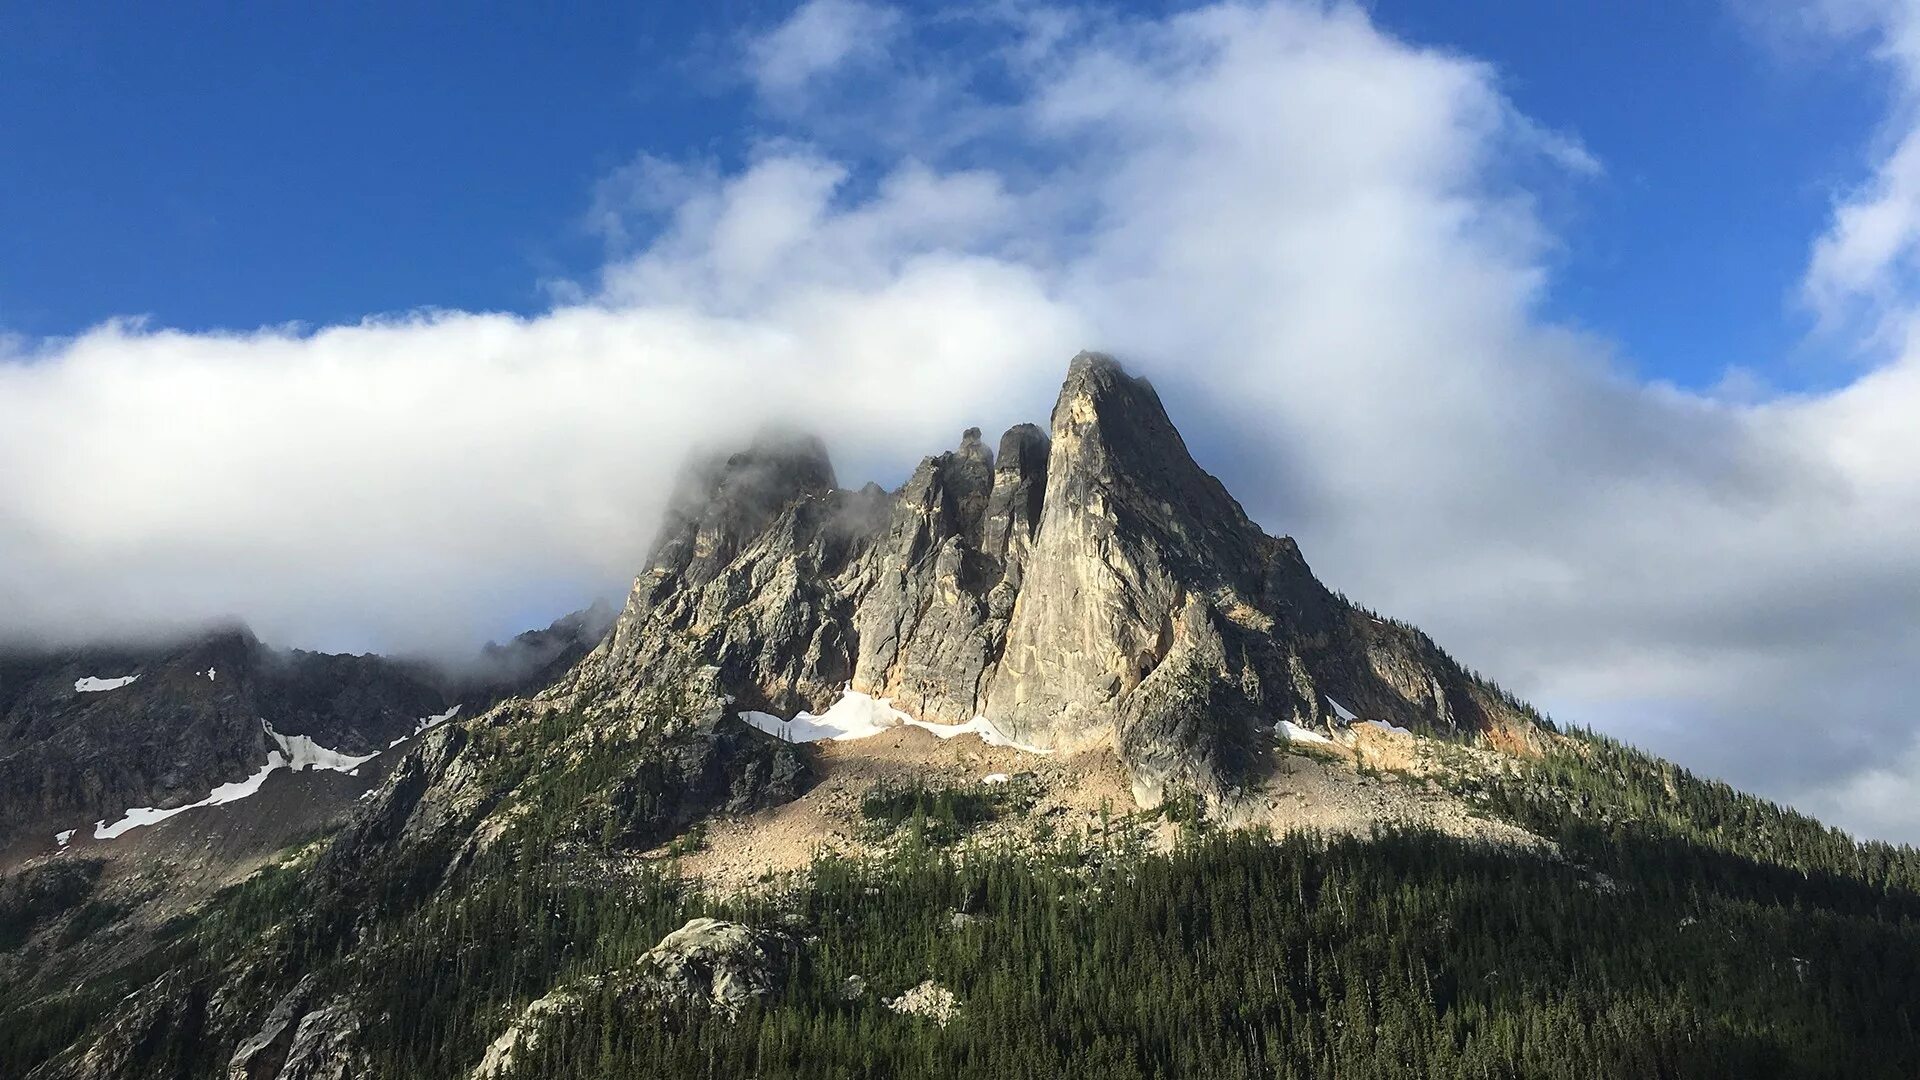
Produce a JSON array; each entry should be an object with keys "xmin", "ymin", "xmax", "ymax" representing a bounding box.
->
[
  {"xmin": 1792, "ymin": 0, "xmax": 1920, "ymax": 329},
  {"xmin": 3, "ymin": 1, "xmax": 1920, "ymax": 841},
  {"xmin": 748, "ymin": 0, "xmax": 903, "ymax": 98},
  {"xmin": 1809, "ymin": 726, "xmax": 1920, "ymax": 840}
]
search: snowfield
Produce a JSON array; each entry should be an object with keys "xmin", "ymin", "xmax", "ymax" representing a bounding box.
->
[
  {"xmin": 74, "ymin": 674, "xmax": 139, "ymax": 693},
  {"xmin": 93, "ymin": 720, "xmax": 378, "ymax": 840},
  {"xmin": 1276, "ymin": 719, "xmax": 1334, "ymax": 745},
  {"xmin": 388, "ymin": 704, "xmax": 462, "ymax": 748},
  {"xmin": 739, "ymin": 688, "xmax": 1052, "ymax": 754},
  {"xmin": 1326, "ymin": 696, "xmax": 1359, "ymax": 723},
  {"xmin": 94, "ymin": 749, "xmax": 286, "ymax": 839},
  {"xmin": 267, "ymin": 723, "xmax": 377, "ymax": 772}
]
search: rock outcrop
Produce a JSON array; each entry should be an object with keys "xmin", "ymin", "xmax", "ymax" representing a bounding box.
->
[
  {"xmin": 472, "ymin": 918, "xmax": 797, "ymax": 1079},
  {"xmin": 555, "ymin": 353, "xmax": 1543, "ymax": 811},
  {"xmin": 221, "ymin": 976, "xmax": 368, "ymax": 1080},
  {"xmin": 629, "ymin": 917, "xmax": 798, "ymax": 1014},
  {"xmin": 227, "ymin": 975, "xmax": 321, "ymax": 1080},
  {"xmin": 886, "ymin": 979, "xmax": 963, "ymax": 1027}
]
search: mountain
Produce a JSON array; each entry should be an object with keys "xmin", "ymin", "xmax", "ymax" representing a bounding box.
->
[
  {"xmin": 3, "ymin": 354, "xmax": 1918, "ymax": 1080},
  {"xmin": 0, "ymin": 606, "xmax": 613, "ymax": 857},
  {"xmin": 555, "ymin": 353, "xmax": 1541, "ymax": 811},
  {"xmin": 0, "ymin": 628, "xmax": 441, "ymax": 855}
]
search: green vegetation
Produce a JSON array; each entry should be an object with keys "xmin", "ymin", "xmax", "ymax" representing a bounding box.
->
[
  {"xmin": 434, "ymin": 824, "xmax": 1920, "ymax": 1079},
  {"xmin": 5, "ymin": 715, "xmax": 1919, "ymax": 1079},
  {"xmin": 666, "ymin": 821, "xmax": 709, "ymax": 857},
  {"xmin": 54, "ymin": 898, "xmax": 127, "ymax": 946},
  {"xmin": 859, "ymin": 778, "xmax": 1024, "ymax": 846},
  {"xmin": 1472, "ymin": 727, "xmax": 1920, "ymax": 900},
  {"xmin": 0, "ymin": 858, "xmax": 101, "ymax": 950}
]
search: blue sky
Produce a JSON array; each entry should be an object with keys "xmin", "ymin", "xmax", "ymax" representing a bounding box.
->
[
  {"xmin": 6, "ymin": 1, "xmax": 1920, "ymax": 843},
  {"xmin": 0, "ymin": 2, "xmax": 1890, "ymax": 390}
]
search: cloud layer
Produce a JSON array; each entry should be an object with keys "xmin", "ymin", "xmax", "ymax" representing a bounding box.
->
[{"xmin": 5, "ymin": 1, "xmax": 1920, "ymax": 841}]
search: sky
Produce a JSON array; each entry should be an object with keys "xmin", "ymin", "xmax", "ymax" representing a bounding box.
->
[{"xmin": 3, "ymin": 1, "xmax": 1919, "ymax": 842}]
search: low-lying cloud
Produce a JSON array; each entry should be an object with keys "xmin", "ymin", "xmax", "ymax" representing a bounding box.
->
[{"xmin": 5, "ymin": 1, "xmax": 1920, "ymax": 842}]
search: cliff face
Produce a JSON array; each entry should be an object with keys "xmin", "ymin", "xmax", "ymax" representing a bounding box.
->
[
  {"xmin": 556, "ymin": 353, "xmax": 1541, "ymax": 808},
  {"xmin": 0, "ymin": 630, "xmax": 434, "ymax": 846},
  {"xmin": 0, "ymin": 607, "xmax": 612, "ymax": 849}
]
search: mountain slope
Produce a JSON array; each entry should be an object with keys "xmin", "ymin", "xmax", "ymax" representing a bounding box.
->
[
  {"xmin": 0, "ymin": 604, "xmax": 614, "ymax": 860},
  {"xmin": 2, "ymin": 353, "xmax": 1917, "ymax": 1080},
  {"xmin": 0, "ymin": 628, "xmax": 445, "ymax": 855}
]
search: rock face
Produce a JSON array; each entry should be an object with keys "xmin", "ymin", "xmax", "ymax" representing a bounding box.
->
[
  {"xmin": 0, "ymin": 607, "xmax": 613, "ymax": 850},
  {"xmin": 555, "ymin": 353, "xmax": 1542, "ymax": 810},
  {"xmin": 0, "ymin": 629, "xmax": 445, "ymax": 848},
  {"xmin": 227, "ymin": 975, "xmax": 321, "ymax": 1080},
  {"xmin": 271, "ymin": 1001, "xmax": 368, "ymax": 1080},
  {"xmin": 599, "ymin": 718, "xmax": 812, "ymax": 849}
]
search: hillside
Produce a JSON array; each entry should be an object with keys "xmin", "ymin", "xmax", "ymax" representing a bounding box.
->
[{"xmin": 1, "ymin": 355, "xmax": 1916, "ymax": 1079}]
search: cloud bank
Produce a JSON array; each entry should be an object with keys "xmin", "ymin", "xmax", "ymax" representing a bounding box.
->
[{"xmin": 4, "ymin": 1, "xmax": 1920, "ymax": 842}]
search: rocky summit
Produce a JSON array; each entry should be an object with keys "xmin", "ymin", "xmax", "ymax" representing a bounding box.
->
[{"xmin": 555, "ymin": 353, "xmax": 1539, "ymax": 811}]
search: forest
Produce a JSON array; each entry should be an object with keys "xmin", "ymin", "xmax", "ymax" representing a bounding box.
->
[{"xmin": 4, "ymin": 718, "xmax": 1920, "ymax": 1079}]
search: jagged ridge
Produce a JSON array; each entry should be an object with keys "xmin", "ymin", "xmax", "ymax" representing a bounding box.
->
[{"xmin": 554, "ymin": 353, "xmax": 1542, "ymax": 809}]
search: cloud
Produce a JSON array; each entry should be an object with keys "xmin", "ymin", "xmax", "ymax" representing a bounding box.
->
[
  {"xmin": 1816, "ymin": 725, "xmax": 1920, "ymax": 840},
  {"xmin": 1790, "ymin": 0, "xmax": 1920, "ymax": 331},
  {"xmin": 747, "ymin": 0, "xmax": 903, "ymax": 99},
  {"xmin": 3, "ymin": 1, "xmax": 1920, "ymax": 842}
]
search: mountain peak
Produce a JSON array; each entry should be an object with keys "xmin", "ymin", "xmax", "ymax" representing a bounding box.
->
[{"xmin": 558, "ymin": 354, "xmax": 1540, "ymax": 811}]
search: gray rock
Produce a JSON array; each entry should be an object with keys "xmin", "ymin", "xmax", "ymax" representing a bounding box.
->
[
  {"xmin": 0, "ymin": 602, "xmax": 604, "ymax": 849},
  {"xmin": 472, "ymin": 982, "xmax": 590, "ymax": 1080},
  {"xmin": 0, "ymin": 628, "xmax": 442, "ymax": 847},
  {"xmin": 599, "ymin": 718, "xmax": 812, "ymax": 849},
  {"xmin": 553, "ymin": 353, "xmax": 1543, "ymax": 813},
  {"xmin": 274, "ymin": 999, "xmax": 368, "ymax": 1080},
  {"xmin": 630, "ymin": 916, "xmax": 797, "ymax": 1014},
  {"xmin": 471, "ymin": 917, "xmax": 796, "ymax": 1079},
  {"xmin": 35, "ymin": 970, "xmax": 201, "ymax": 1080},
  {"xmin": 885, "ymin": 979, "xmax": 962, "ymax": 1026},
  {"xmin": 227, "ymin": 974, "xmax": 319, "ymax": 1080}
]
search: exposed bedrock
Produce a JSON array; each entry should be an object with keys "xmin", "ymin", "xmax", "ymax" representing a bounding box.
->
[{"xmin": 554, "ymin": 353, "xmax": 1541, "ymax": 809}]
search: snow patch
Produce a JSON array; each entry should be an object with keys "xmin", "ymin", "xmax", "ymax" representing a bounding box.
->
[
  {"xmin": 738, "ymin": 689, "xmax": 900, "ymax": 743},
  {"xmin": 1275, "ymin": 720, "xmax": 1333, "ymax": 745},
  {"xmin": 195, "ymin": 668, "xmax": 216, "ymax": 681},
  {"xmin": 93, "ymin": 721, "xmax": 376, "ymax": 840},
  {"xmin": 55, "ymin": 829, "xmax": 74, "ymax": 847},
  {"xmin": 75, "ymin": 674, "xmax": 139, "ymax": 693},
  {"xmin": 738, "ymin": 688, "xmax": 1051, "ymax": 754},
  {"xmin": 388, "ymin": 704, "xmax": 462, "ymax": 748},
  {"xmin": 1325, "ymin": 696, "xmax": 1358, "ymax": 723},
  {"xmin": 94, "ymin": 749, "xmax": 288, "ymax": 839},
  {"xmin": 1360, "ymin": 719, "xmax": 1414, "ymax": 737},
  {"xmin": 904, "ymin": 714, "xmax": 1051, "ymax": 753},
  {"xmin": 267, "ymin": 723, "xmax": 377, "ymax": 772}
]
